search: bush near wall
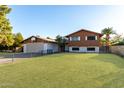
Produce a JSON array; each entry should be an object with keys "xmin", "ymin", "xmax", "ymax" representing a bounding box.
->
[{"xmin": 114, "ymin": 42, "xmax": 124, "ymax": 45}]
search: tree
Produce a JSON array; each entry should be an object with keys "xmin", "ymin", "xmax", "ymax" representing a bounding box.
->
[
  {"xmin": 55, "ymin": 35, "xmax": 66, "ymax": 52},
  {"xmin": 100, "ymin": 37, "xmax": 107, "ymax": 46},
  {"xmin": 101, "ymin": 27, "xmax": 116, "ymax": 46},
  {"xmin": 13, "ymin": 32, "xmax": 24, "ymax": 48},
  {"xmin": 116, "ymin": 39, "xmax": 124, "ymax": 45},
  {"xmin": 0, "ymin": 5, "xmax": 14, "ymax": 47},
  {"xmin": 46, "ymin": 37, "xmax": 51, "ymax": 39},
  {"xmin": 110, "ymin": 34, "xmax": 123, "ymax": 45}
]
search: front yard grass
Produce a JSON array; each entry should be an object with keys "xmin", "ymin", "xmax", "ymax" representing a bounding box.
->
[{"xmin": 0, "ymin": 53, "xmax": 124, "ymax": 88}]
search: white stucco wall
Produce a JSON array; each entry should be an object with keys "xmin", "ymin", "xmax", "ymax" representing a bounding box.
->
[
  {"xmin": 65, "ymin": 45, "xmax": 69, "ymax": 52},
  {"xmin": 46, "ymin": 43, "xmax": 58, "ymax": 52},
  {"xmin": 69, "ymin": 47, "xmax": 72, "ymax": 52},
  {"xmin": 23, "ymin": 43, "xmax": 44, "ymax": 53},
  {"xmin": 23, "ymin": 43, "xmax": 58, "ymax": 53},
  {"xmin": 23, "ymin": 44, "xmax": 27, "ymax": 53},
  {"xmin": 95, "ymin": 47, "xmax": 99, "ymax": 52},
  {"xmin": 79, "ymin": 47, "xmax": 87, "ymax": 52}
]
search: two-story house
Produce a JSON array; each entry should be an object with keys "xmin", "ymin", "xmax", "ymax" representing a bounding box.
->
[
  {"xmin": 22, "ymin": 29, "xmax": 103, "ymax": 53},
  {"xmin": 65, "ymin": 29, "xmax": 103, "ymax": 53}
]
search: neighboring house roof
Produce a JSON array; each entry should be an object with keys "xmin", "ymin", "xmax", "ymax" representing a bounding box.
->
[
  {"xmin": 39, "ymin": 37, "xmax": 56, "ymax": 43},
  {"xmin": 65, "ymin": 28, "xmax": 103, "ymax": 37},
  {"xmin": 21, "ymin": 36, "xmax": 57, "ymax": 44}
]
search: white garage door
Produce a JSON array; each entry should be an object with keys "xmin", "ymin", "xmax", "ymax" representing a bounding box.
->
[{"xmin": 23, "ymin": 43, "xmax": 44, "ymax": 53}]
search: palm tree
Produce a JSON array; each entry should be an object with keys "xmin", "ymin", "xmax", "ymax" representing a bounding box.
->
[
  {"xmin": 101, "ymin": 27, "xmax": 116, "ymax": 46},
  {"xmin": 101, "ymin": 27, "xmax": 116, "ymax": 52}
]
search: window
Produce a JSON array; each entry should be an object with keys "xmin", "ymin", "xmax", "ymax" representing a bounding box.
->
[
  {"xmin": 87, "ymin": 48, "xmax": 95, "ymax": 51},
  {"xmin": 87, "ymin": 36, "xmax": 96, "ymax": 40},
  {"xmin": 72, "ymin": 47, "xmax": 79, "ymax": 51},
  {"xmin": 70, "ymin": 36, "xmax": 80, "ymax": 41}
]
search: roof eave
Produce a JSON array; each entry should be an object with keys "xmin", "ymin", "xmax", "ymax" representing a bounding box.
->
[{"xmin": 65, "ymin": 29, "xmax": 102, "ymax": 37}]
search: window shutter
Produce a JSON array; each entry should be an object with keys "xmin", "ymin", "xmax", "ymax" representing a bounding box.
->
[
  {"xmin": 85, "ymin": 36, "xmax": 87, "ymax": 40},
  {"xmin": 95, "ymin": 36, "xmax": 97, "ymax": 40},
  {"xmin": 78, "ymin": 37, "xmax": 80, "ymax": 41},
  {"xmin": 70, "ymin": 37, "xmax": 72, "ymax": 41}
]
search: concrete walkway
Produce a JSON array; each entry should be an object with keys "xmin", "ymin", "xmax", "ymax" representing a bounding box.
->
[{"xmin": 0, "ymin": 58, "xmax": 12, "ymax": 64}]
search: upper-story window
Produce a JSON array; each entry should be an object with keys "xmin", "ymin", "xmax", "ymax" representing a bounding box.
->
[
  {"xmin": 70, "ymin": 36, "xmax": 80, "ymax": 41},
  {"xmin": 86, "ymin": 36, "xmax": 97, "ymax": 40}
]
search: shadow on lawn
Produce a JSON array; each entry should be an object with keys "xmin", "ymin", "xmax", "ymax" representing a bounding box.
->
[
  {"xmin": 88, "ymin": 69, "xmax": 124, "ymax": 88},
  {"xmin": 90, "ymin": 53, "xmax": 124, "ymax": 68},
  {"xmin": 87, "ymin": 54, "xmax": 124, "ymax": 87}
]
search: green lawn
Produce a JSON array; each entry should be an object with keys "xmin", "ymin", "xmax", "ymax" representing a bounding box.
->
[{"xmin": 0, "ymin": 53, "xmax": 124, "ymax": 88}]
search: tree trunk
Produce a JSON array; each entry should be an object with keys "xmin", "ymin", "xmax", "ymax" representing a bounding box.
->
[
  {"xmin": 106, "ymin": 34, "xmax": 110, "ymax": 46},
  {"xmin": 106, "ymin": 34, "xmax": 110, "ymax": 52}
]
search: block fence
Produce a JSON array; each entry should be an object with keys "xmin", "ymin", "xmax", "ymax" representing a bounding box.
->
[{"xmin": 110, "ymin": 45, "xmax": 124, "ymax": 56}]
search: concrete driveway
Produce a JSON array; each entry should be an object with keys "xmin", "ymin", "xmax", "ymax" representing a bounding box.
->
[
  {"xmin": 0, "ymin": 52, "xmax": 48, "ymax": 64},
  {"xmin": 0, "ymin": 58, "xmax": 12, "ymax": 64},
  {"xmin": 0, "ymin": 52, "xmax": 45, "ymax": 58},
  {"xmin": 0, "ymin": 53, "xmax": 42, "ymax": 64}
]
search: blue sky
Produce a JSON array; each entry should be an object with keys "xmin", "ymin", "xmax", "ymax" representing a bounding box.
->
[{"xmin": 8, "ymin": 5, "xmax": 124, "ymax": 39}]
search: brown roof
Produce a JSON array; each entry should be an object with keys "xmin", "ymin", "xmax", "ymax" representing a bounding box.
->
[
  {"xmin": 65, "ymin": 28, "xmax": 103, "ymax": 37},
  {"xmin": 21, "ymin": 36, "xmax": 57, "ymax": 43}
]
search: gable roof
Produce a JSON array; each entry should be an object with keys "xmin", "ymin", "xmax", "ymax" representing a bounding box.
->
[
  {"xmin": 65, "ymin": 28, "xmax": 103, "ymax": 37},
  {"xmin": 21, "ymin": 36, "xmax": 56, "ymax": 43}
]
